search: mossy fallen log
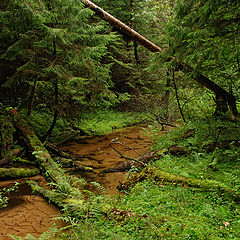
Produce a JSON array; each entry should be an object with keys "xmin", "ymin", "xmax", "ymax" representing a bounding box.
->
[
  {"xmin": 10, "ymin": 157, "xmax": 38, "ymax": 166},
  {"xmin": 53, "ymin": 157, "xmax": 93, "ymax": 172},
  {"xmin": 118, "ymin": 167, "xmax": 240, "ymax": 201},
  {"xmin": 9, "ymin": 109, "xmax": 72, "ymax": 186},
  {"xmin": 9, "ymin": 109, "xmax": 113, "ymax": 217},
  {"xmin": 45, "ymin": 143, "xmax": 73, "ymax": 158},
  {"xmin": 0, "ymin": 168, "xmax": 40, "ymax": 179},
  {"xmin": 28, "ymin": 180, "xmax": 112, "ymax": 217},
  {"xmin": 103, "ymin": 150, "xmax": 161, "ymax": 173}
]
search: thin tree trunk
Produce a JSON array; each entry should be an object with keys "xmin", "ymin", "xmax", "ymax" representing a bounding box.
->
[
  {"xmin": 27, "ymin": 79, "xmax": 38, "ymax": 116},
  {"xmin": 41, "ymin": 79, "xmax": 58, "ymax": 142},
  {"xmin": 41, "ymin": 40, "xmax": 58, "ymax": 142},
  {"xmin": 172, "ymin": 69, "xmax": 186, "ymax": 122},
  {"xmin": 161, "ymin": 74, "xmax": 171, "ymax": 122}
]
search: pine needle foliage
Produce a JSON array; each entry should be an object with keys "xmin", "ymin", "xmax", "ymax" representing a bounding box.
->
[
  {"xmin": 0, "ymin": 0, "xmax": 127, "ymax": 113},
  {"xmin": 167, "ymin": 0, "xmax": 240, "ymax": 99}
]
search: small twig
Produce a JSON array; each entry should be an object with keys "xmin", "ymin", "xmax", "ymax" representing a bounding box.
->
[
  {"xmin": 110, "ymin": 143, "xmax": 146, "ymax": 167},
  {"xmin": 111, "ymin": 141, "xmax": 142, "ymax": 157},
  {"xmin": 146, "ymin": 114, "xmax": 176, "ymax": 128}
]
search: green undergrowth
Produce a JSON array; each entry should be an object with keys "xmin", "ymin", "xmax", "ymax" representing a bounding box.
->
[
  {"xmin": 9, "ymin": 116, "xmax": 240, "ymax": 240},
  {"xmin": 150, "ymin": 117, "xmax": 240, "ymax": 193},
  {"xmin": 56, "ymin": 180, "xmax": 239, "ymax": 240},
  {"xmin": 54, "ymin": 117, "xmax": 239, "ymax": 240},
  {"xmin": 26, "ymin": 109, "xmax": 148, "ymax": 137},
  {"xmin": 74, "ymin": 110, "xmax": 148, "ymax": 135}
]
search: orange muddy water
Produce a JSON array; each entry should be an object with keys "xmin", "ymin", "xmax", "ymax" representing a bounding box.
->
[
  {"xmin": 0, "ymin": 125, "xmax": 152, "ymax": 239},
  {"xmin": 61, "ymin": 125, "xmax": 152, "ymax": 194}
]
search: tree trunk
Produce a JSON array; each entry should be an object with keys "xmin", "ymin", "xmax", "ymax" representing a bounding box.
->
[
  {"xmin": 41, "ymin": 79, "xmax": 58, "ymax": 142},
  {"xmin": 83, "ymin": 0, "xmax": 162, "ymax": 52},
  {"xmin": 27, "ymin": 79, "xmax": 38, "ymax": 116},
  {"xmin": 118, "ymin": 167, "xmax": 240, "ymax": 201},
  {"xmin": 172, "ymin": 69, "xmax": 186, "ymax": 122},
  {"xmin": 83, "ymin": 0, "xmax": 238, "ymax": 117}
]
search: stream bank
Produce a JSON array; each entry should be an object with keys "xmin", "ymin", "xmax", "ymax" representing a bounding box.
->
[{"xmin": 0, "ymin": 125, "xmax": 152, "ymax": 239}]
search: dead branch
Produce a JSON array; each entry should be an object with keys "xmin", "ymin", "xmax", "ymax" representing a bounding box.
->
[
  {"xmin": 111, "ymin": 141, "xmax": 142, "ymax": 157},
  {"xmin": 110, "ymin": 143, "xmax": 146, "ymax": 167}
]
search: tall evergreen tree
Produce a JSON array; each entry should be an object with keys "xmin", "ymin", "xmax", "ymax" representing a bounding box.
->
[{"xmin": 0, "ymin": 0, "xmax": 129, "ymax": 116}]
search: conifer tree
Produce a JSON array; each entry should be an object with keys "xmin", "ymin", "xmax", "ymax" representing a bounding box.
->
[
  {"xmin": 0, "ymin": 0, "xmax": 128, "ymax": 116},
  {"xmin": 166, "ymin": 0, "xmax": 240, "ymax": 116}
]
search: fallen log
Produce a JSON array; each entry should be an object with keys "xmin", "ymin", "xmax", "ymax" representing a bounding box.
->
[
  {"xmin": 118, "ymin": 166, "xmax": 240, "ymax": 202},
  {"xmin": 8, "ymin": 109, "xmax": 113, "ymax": 217},
  {"xmin": 28, "ymin": 180, "xmax": 113, "ymax": 217},
  {"xmin": 83, "ymin": 0, "xmax": 162, "ymax": 53},
  {"xmin": 54, "ymin": 157, "xmax": 93, "ymax": 172},
  {"xmin": 0, "ymin": 167, "xmax": 40, "ymax": 179},
  {"xmin": 103, "ymin": 150, "xmax": 161, "ymax": 173},
  {"xmin": 8, "ymin": 109, "xmax": 74, "ymax": 189},
  {"xmin": 45, "ymin": 143, "xmax": 73, "ymax": 158}
]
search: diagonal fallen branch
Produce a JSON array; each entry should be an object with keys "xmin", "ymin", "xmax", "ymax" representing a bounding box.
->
[{"xmin": 110, "ymin": 142, "xmax": 146, "ymax": 167}]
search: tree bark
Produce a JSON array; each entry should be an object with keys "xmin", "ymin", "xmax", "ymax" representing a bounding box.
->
[
  {"xmin": 118, "ymin": 167, "xmax": 240, "ymax": 201},
  {"xmin": 172, "ymin": 69, "xmax": 186, "ymax": 122},
  {"xmin": 27, "ymin": 79, "xmax": 38, "ymax": 116},
  {"xmin": 83, "ymin": 0, "xmax": 238, "ymax": 117},
  {"xmin": 41, "ymin": 79, "xmax": 58, "ymax": 142},
  {"xmin": 83, "ymin": 0, "xmax": 162, "ymax": 52}
]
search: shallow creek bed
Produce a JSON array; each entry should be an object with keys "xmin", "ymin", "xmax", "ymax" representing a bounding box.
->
[{"xmin": 0, "ymin": 125, "xmax": 152, "ymax": 239}]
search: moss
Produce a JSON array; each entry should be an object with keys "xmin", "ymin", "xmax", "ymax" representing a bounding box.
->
[
  {"xmin": 120, "ymin": 166, "xmax": 239, "ymax": 201},
  {"xmin": 10, "ymin": 156, "xmax": 38, "ymax": 166},
  {"xmin": 0, "ymin": 115, "xmax": 15, "ymax": 158},
  {"xmin": 0, "ymin": 168, "xmax": 40, "ymax": 179}
]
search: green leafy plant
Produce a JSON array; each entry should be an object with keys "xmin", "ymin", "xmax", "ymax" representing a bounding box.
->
[{"xmin": 0, "ymin": 182, "xmax": 19, "ymax": 208}]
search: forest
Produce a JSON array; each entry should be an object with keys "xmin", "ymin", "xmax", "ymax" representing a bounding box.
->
[{"xmin": 0, "ymin": 0, "xmax": 239, "ymax": 239}]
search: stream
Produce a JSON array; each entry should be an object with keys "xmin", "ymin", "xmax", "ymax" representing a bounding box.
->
[{"xmin": 0, "ymin": 125, "xmax": 152, "ymax": 239}]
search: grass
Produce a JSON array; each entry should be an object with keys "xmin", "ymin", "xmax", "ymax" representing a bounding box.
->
[
  {"xmin": 26, "ymin": 109, "xmax": 148, "ymax": 137},
  {"xmin": 57, "ymin": 180, "xmax": 239, "ymax": 240},
  {"xmin": 74, "ymin": 109, "xmax": 148, "ymax": 135}
]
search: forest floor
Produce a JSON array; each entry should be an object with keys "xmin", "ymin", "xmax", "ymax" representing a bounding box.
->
[{"xmin": 0, "ymin": 125, "xmax": 152, "ymax": 239}]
